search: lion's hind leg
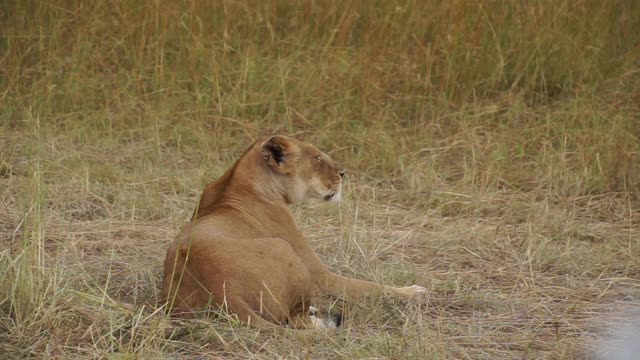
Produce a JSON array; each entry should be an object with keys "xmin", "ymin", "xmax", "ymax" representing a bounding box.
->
[
  {"xmin": 286, "ymin": 306, "xmax": 340, "ymax": 330},
  {"xmin": 287, "ymin": 312, "xmax": 338, "ymax": 330},
  {"xmin": 225, "ymin": 298, "xmax": 286, "ymax": 329}
]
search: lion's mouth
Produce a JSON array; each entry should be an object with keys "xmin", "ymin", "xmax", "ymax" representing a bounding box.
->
[{"xmin": 323, "ymin": 188, "xmax": 341, "ymax": 202}]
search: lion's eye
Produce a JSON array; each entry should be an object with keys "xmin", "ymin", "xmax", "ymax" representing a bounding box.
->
[{"xmin": 314, "ymin": 155, "xmax": 322, "ymax": 163}]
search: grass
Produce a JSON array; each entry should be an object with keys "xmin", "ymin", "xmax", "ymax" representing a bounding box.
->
[{"xmin": 1, "ymin": 0, "xmax": 639, "ymax": 358}]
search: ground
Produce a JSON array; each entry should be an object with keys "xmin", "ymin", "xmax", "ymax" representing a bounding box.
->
[{"xmin": 1, "ymin": 1, "xmax": 639, "ymax": 359}]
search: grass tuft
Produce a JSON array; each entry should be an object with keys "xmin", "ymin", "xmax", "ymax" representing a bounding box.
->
[{"xmin": 1, "ymin": 0, "xmax": 639, "ymax": 358}]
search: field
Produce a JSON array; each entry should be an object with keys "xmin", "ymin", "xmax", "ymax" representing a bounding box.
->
[{"xmin": 1, "ymin": 1, "xmax": 639, "ymax": 358}]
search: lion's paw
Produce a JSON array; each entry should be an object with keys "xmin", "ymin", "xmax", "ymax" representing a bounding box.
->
[{"xmin": 398, "ymin": 285, "xmax": 428, "ymax": 304}]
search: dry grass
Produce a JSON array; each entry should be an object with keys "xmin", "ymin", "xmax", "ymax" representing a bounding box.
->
[{"xmin": 1, "ymin": 1, "xmax": 640, "ymax": 359}]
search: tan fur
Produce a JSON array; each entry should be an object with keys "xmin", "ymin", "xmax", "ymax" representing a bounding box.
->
[{"xmin": 162, "ymin": 135, "xmax": 426, "ymax": 329}]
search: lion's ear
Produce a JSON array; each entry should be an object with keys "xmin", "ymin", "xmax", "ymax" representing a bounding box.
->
[{"xmin": 261, "ymin": 136, "xmax": 292, "ymax": 173}]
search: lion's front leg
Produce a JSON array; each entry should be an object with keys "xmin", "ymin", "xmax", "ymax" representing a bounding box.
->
[{"xmin": 319, "ymin": 272, "xmax": 427, "ymax": 303}]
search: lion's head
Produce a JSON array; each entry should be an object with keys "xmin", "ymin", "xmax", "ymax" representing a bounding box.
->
[{"xmin": 260, "ymin": 135, "xmax": 345, "ymax": 204}]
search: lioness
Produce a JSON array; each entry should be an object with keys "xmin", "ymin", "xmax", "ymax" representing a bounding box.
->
[{"xmin": 162, "ymin": 135, "xmax": 426, "ymax": 330}]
